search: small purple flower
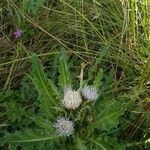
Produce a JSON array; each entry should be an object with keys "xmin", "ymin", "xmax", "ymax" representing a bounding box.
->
[{"xmin": 14, "ymin": 29, "xmax": 22, "ymax": 38}]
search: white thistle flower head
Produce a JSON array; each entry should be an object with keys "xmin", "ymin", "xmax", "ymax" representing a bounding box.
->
[
  {"xmin": 62, "ymin": 89, "xmax": 82, "ymax": 110},
  {"xmin": 64, "ymin": 85, "xmax": 72, "ymax": 95},
  {"xmin": 54, "ymin": 117, "xmax": 74, "ymax": 136},
  {"xmin": 82, "ymin": 85, "xmax": 98, "ymax": 101}
]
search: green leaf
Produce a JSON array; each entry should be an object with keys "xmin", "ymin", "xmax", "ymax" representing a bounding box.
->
[
  {"xmin": 1, "ymin": 129, "xmax": 58, "ymax": 150},
  {"xmin": 22, "ymin": 0, "xmax": 45, "ymax": 17},
  {"xmin": 93, "ymin": 68, "xmax": 103, "ymax": 89},
  {"xmin": 0, "ymin": 90, "xmax": 13, "ymax": 102},
  {"xmin": 31, "ymin": 54, "xmax": 60, "ymax": 114},
  {"xmin": 75, "ymin": 138, "xmax": 88, "ymax": 150},
  {"xmin": 17, "ymin": 75, "xmax": 37, "ymax": 102},
  {"xmin": 95, "ymin": 99, "xmax": 127, "ymax": 131},
  {"xmin": 32, "ymin": 116, "xmax": 53, "ymax": 131},
  {"xmin": 92, "ymin": 135, "xmax": 125, "ymax": 150},
  {"xmin": 3, "ymin": 129, "xmax": 57, "ymax": 143},
  {"xmin": 4, "ymin": 100, "xmax": 24, "ymax": 123},
  {"xmin": 58, "ymin": 48, "xmax": 71, "ymax": 88}
]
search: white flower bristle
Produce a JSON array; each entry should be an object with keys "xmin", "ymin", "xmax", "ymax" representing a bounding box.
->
[
  {"xmin": 54, "ymin": 117, "xmax": 74, "ymax": 136},
  {"xmin": 82, "ymin": 85, "xmax": 98, "ymax": 101},
  {"xmin": 62, "ymin": 89, "xmax": 82, "ymax": 110}
]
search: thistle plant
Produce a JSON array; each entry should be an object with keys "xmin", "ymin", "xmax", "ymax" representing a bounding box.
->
[
  {"xmin": 1, "ymin": 0, "xmax": 149, "ymax": 149},
  {"xmin": 1, "ymin": 49, "xmax": 147, "ymax": 150}
]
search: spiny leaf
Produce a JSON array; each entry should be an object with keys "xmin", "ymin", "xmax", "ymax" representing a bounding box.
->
[
  {"xmin": 31, "ymin": 116, "xmax": 53, "ymax": 131},
  {"xmin": 93, "ymin": 68, "xmax": 103, "ymax": 89},
  {"xmin": 31, "ymin": 54, "xmax": 60, "ymax": 114},
  {"xmin": 58, "ymin": 48, "xmax": 71, "ymax": 88},
  {"xmin": 4, "ymin": 100, "xmax": 24, "ymax": 123},
  {"xmin": 92, "ymin": 135, "xmax": 125, "ymax": 150},
  {"xmin": 95, "ymin": 99, "xmax": 127, "ymax": 131},
  {"xmin": 3, "ymin": 129, "xmax": 57, "ymax": 143},
  {"xmin": 75, "ymin": 138, "xmax": 88, "ymax": 150}
]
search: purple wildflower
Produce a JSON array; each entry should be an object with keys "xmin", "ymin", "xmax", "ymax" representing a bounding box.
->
[{"xmin": 14, "ymin": 29, "xmax": 22, "ymax": 38}]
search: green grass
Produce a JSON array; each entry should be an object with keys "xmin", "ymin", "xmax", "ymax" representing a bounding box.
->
[{"xmin": 0, "ymin": 0, "xmax": 150, "ymax": 149}]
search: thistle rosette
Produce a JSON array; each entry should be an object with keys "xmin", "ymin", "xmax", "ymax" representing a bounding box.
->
[
  {"xmin": 62, "ymin": 88, "xmax": 82, "ymax": 110},
  {"xmin": 54, "ymin": 117, "xmax": 74, "ymax": 136},
  {"xmin": 82, "ymin": 85, "xmax": 98, "ymax": 101}
]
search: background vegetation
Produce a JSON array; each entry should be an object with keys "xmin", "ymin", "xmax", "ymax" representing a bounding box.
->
[{"xmin": 0, "ymin": 0, "xmax": 150, "ymax": 149}]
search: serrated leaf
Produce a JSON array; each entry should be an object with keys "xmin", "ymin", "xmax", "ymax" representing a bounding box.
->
[
  {"xmin": 4, "ymin": 129, "xmax": 57, "ymax": 143},
  {"xmin": 95, "ymin": 99, "xmax": 127, "ymax": 131},
  {"xmin": 31, "ymin": 54, "xmax": 59, "ymax": 114},
  {"xmin": 58, "ymin": 48, "xmax": 71, "ymax": 88},
  {"xmin": 75, "ymin": 138, "xmax": 88, "ymax": 150},
  {"xmin": 0, "ymin": 90, "xmax": 13, "ymax": 102},
  {"xmin": 18, "ymin": 75, "xmax": 37, "ymax": 102},
  {"xmin": 92, "ymin": 135, "xmax": 125, "ymax": 150},
  {"xmin": 88, "ymin": 46, "xmax": 108, "ymax": 82},
  {"xmin": 93, "ymin": 68, "xmax": 103, "ymax": 89},
  {"xmin": 4, "ymin": 100, "xmax": 24, "ymax": 122},
  {"xmin": 32, "ymin": 116, "xmax": 53, "ymax": 131}
]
